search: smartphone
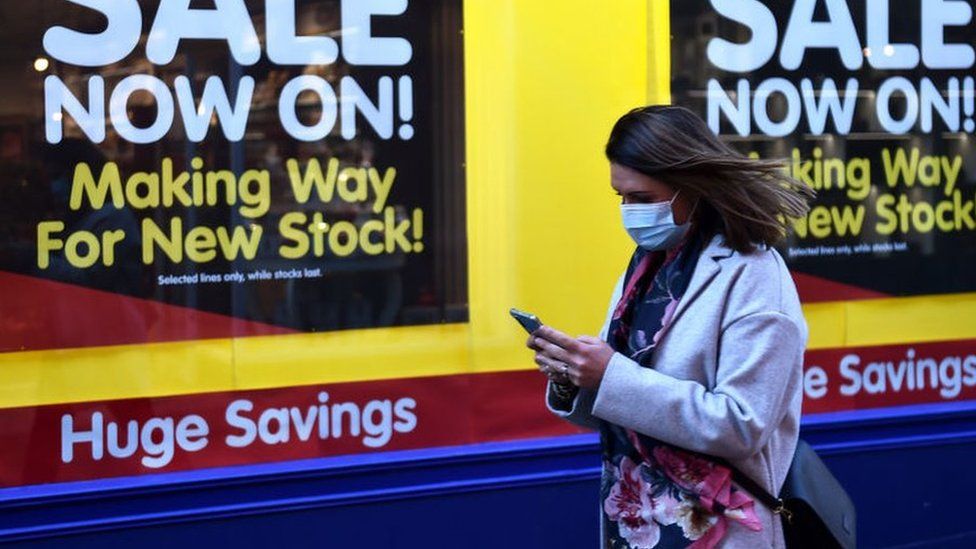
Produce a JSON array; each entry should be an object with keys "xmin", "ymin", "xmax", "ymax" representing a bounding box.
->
[{"xmin": 510, "ymin": 307, "xmax": 543, "ymax": 334}]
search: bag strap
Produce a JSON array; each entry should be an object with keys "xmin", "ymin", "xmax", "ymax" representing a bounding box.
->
[{"xmin": 716, "ymin": 458, "xmax": 795, "ymax": 524}]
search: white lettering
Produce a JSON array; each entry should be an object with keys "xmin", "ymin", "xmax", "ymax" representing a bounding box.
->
[
  {"xmin": 45, "ymin": 76, "xmax": 106, "ymax": 144},
  {"xmin": 921, "ymin": 0, "xmax": 975, "ymax": 69},
  {"xmin": 707, "ymin": 78, "xmax": 750, "ymax": 136},
  {"xmin": 174, "ymin": 75, "xmax": 254, "ymax": 142},
  {"xmin": 146, "ymin": 0, "xmax": 260, "ymax": 66},
  {"xmin": 393, "ymin": 397, "xmax": 418, "ymax": 433},
  {"xmin": 342, "ymin": 0, "xmax": 412, "ymax": 65},
  {"xmin": 803, "ymin": 366, "xmax": 828, "ymax": 399},
  {"xmin": 839, "ymin": 354, "xmax": 862, "ymax": 396},
  {"xmin": 42, "ymin": 0, "xmax": 141, "ymax": 66},
  {"xmin": 780, "ymin": 0, "xmax": 862, "ymax": 70},
  {"xmin": 225, "ymin": 399, "xmax": 258, "ymax": 448},
  {"xmin": 865, "ymin": 0, "xmax": 920, "ymax": 69},
  {"xmin": 278, "ymin": 76, "xmax": 339, "ymax": 141},
  {"xmin": 266, "ymin": 0, "xmax": 339, "ymax": 65},
  {"xmin": 109, "ymin": 75, "xmax": 175, "ymax": 144},
  {"xmin": 706, "ymin": 0, "xmax": 777, "ymax": 72},
  {"xmin": 61, "ymin": 412, "xmax": 104, "ymax": 463}
]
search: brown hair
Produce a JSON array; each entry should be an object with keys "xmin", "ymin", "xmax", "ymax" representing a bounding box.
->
[{"xmin": 604, "ymin": 105, "xmax": 814, "ymax": 253}]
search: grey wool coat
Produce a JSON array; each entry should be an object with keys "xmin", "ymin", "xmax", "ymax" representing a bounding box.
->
[{"xmin": 547, "ymin": 233, "xmax": 807, "ymax": 549}]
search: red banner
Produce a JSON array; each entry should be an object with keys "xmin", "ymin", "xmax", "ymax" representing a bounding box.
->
[
  {"xmin": 0, "ymin": 371, "xmax": 580, "ymax": 488},
  {"xmin": 2, "ymin": 339, "xmax": 975, "ymax": 488},
  {"xmin": 803, "ymin": 340, "xmax": 976, "ymax": 413}
]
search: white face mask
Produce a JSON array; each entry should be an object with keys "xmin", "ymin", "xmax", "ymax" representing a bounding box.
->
[{"xmin": 620, "ymin": 190, "xmax": 691, "ymax": 251}]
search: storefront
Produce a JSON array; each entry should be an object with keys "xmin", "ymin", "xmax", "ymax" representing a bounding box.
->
[{"xmin": 1, "ymin": 1, "xmax": 974, "ymax": 547}]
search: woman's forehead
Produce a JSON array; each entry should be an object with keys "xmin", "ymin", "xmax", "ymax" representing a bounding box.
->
[{"xmin": 610, "ymin": 163, "xmax": 668, "ymax": 193}]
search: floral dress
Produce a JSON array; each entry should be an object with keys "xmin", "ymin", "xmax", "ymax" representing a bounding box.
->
[{"xmin": 599, "ymin": 234, "xmax": 762, "ymax": 549}]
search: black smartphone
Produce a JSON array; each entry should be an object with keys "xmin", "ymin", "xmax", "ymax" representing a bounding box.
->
[{"xmin": 509, "ymin": 307, "xmax": 542, "ymax": 333}]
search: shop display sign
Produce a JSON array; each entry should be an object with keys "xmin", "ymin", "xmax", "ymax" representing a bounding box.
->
[
  {"xmin": 0, "ymin": 0, "xmax": 472, "ymax": 488},
  {"xmin": 671, "ymin": 0, "xmax": 976, "ymax": 413},
  {"xmin": 0, "ymin": 0, "xmax": 468, "ymax": 353}
]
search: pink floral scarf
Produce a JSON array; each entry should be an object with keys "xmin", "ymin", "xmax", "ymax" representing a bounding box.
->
[{"xmin": 600, "ymin": 233, "xmax": 761, "ymax": 549}]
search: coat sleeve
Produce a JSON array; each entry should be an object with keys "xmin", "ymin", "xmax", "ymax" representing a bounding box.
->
[
  {"xmin": 590, "ymin": 310, "xmax": 805, "ymax": 460},
  {"xmin": 545, "ymin": 272, "xmax": 625, "ymax": 430}
]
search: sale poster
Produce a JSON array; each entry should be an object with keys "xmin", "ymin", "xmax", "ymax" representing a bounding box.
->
[
  {"xmin": 671, "ymin": 0, "xmax": 976, "ymax": 299},
  {"xmin": 0, "ymin": 0, "xmax": 469, "ymax": 354}
]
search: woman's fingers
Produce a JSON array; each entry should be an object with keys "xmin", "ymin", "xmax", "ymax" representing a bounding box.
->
[
  {"xmin": 577, "ymin": 334, "xmax": 602, "ymax": 345},
  {"xmin": 535, "ymin": 354, "xmax": 572, "ymax": 384},
  {"xmin": 526, "ymin": 333, "xmax": 549, "ymax": 352},
  {"xmin": 534, "ymin": 353, "xmax": 565, "ymax": 373},
  {"xmin": 535, "ymin": 338, "xmax": 574, "ymax": 365},
  {"xmin": 536, "ymin": 326, "xmax": 579, "ymax": 351},
  {"xmin": 527, "ymin": 326, "xmax": 604, "ymax": 387}
]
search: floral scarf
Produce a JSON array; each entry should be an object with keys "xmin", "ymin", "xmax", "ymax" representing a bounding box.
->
[{"xmin": 600, "ymin": 232, "xmax": 762, "ymax": 549}]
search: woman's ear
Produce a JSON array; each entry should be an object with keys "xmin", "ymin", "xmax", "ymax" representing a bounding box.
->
[{"xmin": 672, "ymin": 190, "xmax": 696, "ymax": 225}]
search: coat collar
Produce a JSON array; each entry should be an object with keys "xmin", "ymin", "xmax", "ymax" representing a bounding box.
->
[
  {"xmin": 703, "ymin": 232, "xmax": 735, "ymax": 260},
  {"xmin": 656, "ymin": 232, "xmax": 733, "ymax": 342}
]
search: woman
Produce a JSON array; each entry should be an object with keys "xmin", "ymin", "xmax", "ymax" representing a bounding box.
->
[{"xmin": 526, "ymin": 105, "xmax": 814, "ymax": 548}]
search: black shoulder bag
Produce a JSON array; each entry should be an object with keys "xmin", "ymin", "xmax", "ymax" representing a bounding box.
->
[{"xmin": 725, "ymin": 439, "xmax": 857, "ymax": 549}]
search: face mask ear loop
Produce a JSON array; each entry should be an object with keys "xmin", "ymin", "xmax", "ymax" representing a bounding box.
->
[
  {"xmin": 685, "ymin": 196, "xmax": 701, "ymax": 227},
  {"xmin": 671, "ymin": 188, "xmax": 699, "ymax": 227},
  {"xmin": 668, "ymin": 188, "xmax": 682, "ymax": 206}
]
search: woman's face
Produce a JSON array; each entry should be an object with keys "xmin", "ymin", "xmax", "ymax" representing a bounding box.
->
[{"xmin": 610, "ymin": 162, "xmax": 694, "ymax": 224}]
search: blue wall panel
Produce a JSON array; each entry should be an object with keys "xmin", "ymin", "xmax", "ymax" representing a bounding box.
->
[{"xmin": 5, "ymin": 479, "xmax": 601, "ymax": 549}]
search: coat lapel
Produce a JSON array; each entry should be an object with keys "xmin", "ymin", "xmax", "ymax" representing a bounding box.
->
[{"xmin": 656, "ymin": 234, "xmax": 732, "ymax": 342}]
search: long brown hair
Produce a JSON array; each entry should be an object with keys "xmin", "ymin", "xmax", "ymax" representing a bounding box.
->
[{"xmin": 605, "ymin": 105, "xmax": 814, "ymax": 253}]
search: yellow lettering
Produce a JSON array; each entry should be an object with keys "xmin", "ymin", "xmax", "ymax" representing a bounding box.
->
[
  {"xmin": 790, "ymin": 216, "xmax": 808, "ymax": 238},
  {"xmin": 36, "ymin": 221, "xmax": 65, "ymax": 269},
  {"xmin": 238, "ymin": 169, "xmax": 270, "ymax": 218},
  {"xmin": 337, "ymin": 167, "xmax": 368, "ymax": 204},
  {"xmin": 367, "ymin": 167, "xmax": 396, "ymax": 213},
  {"xmin": 830, "ymin": 205, "xmax": 865, "ymax": 236},
  {"xmin": 875, "ymin": 194, "xmax": 897, "ymax": 235},
  {"xmin": 935, "ymin": 200, "xmax": 955, "ymax": 231},
  {"xmin": 846, "ymin": 158, "xmax": 871, "ymax": 200},
  {"xmin": 808, "ymin": 206, "xmax": 832, "ymax": 238},
  {"xmin": 185, "ymin": 226, "xmax": 217, "ymax": 263},
  {"xmin": 216, "ymin": 225, "xmax": 262, "ymax": 260},
  {"xmin": 161, "ymin": 158, "xmax": 192, "ymax": 207},
  {"xmin": 142, "ymin": 217, "xmax": 183, "ymax": 263},
  {"xmin": 881, "ymin": 147, "xmax": 919, "ymax": 187},
  {"xmin": 329, "ymin": 221, "xmax": 358, "ymax": 257},
  {"xmin": 125, "ymin": 171, "xmax": 159, "ymax": 209},
  {"xmin": 278, "ymin": 212, "xmax": 309, "ymax": 259},
  {"xmin": 286, "ymin": 158, "xmax": 339, "ymax": 204},
  {"xmin": 911, "ymin": 201, "xmax": 935, "ymax": 232},
  {"xmin": 100, "ymin": 230, "xmax": 125, "ymax": 266},
  {"xmin": 359, "ymin": 219, "xmax": 384, "ymax": 255},
  {"xmin": 917, "ymin": 155, "xmax": 940, "ymax": 187},
  {"xmin": 70, "ymin": 162, "xmax": 124, "ymax": 210},
  {"xmin": 942, "ymin": 155, "xmax": 962, "ymax": 196},
  {"xmin": 206, "ymin": 170, "xmax": 237, "ymax": 206},
  {"xmin": 65, "ymin": 231, "xmax": 100, "ymax": 268}
]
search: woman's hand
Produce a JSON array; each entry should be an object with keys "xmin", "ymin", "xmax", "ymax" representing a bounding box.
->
[{"xmin": 526, "ymin": 325, "xmax": 616, "ymax": 390}]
